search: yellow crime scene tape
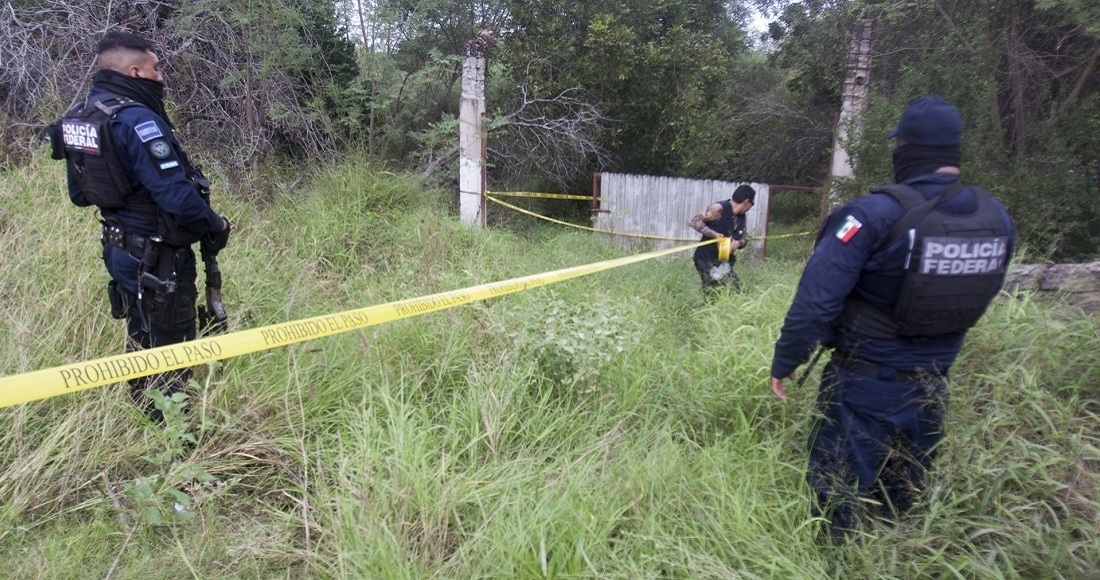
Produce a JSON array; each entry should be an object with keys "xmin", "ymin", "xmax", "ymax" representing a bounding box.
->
[
  {"xmin": 758, "ymin": 231, "xmax": 814, "ymax": 241},
  {"xmin": 717, "ymin": 237, "xmax": 732, "ymax": 262},
  {"xmin": 485, "ymin": 190, "xmax": 598, "ymax": 201},
  {"xmin": 0, "ymin": 239, "xmax": 715, "ymax": 409},
  {"xmin": 486, "ymin": 193, "xmax": 814, "ymax": 245},
  {"xmin": 485, "ymin": 194, "xmax": 700, "ymax": 242}
]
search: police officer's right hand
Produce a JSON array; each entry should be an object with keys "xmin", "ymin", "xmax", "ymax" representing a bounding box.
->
[
  {"xmin": 205, "ymin": 218, "xmax": 231, "ymax": 253},
  {"xmin": 770, "ymin": 373, "xmax": 797, "ymax": 403}
]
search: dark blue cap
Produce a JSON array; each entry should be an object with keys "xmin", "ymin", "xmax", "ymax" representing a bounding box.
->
[{"xmin": 887, "ymin": 96, "xmax": 962, "ymax": 146}]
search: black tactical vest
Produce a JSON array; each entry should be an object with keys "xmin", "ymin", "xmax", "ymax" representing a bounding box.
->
[
  {"xmin": 837, "ymin": 183, "xmax": 1011, "ymax": 338},
  {"xmin": 695, "ymin": 200, "xmax": 745, "ymax": 263},
  {"xmin": 52, "ymin": 93, "xmax": 160, "ymax": 219}
]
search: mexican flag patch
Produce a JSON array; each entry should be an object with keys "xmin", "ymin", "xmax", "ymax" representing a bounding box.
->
[{"xmin": 835, "ymin": 215, "xmax": 862, "ymax": 243}]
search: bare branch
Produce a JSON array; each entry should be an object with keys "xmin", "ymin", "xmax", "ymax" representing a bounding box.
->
[{"xmin": 489, "ymin": 67, "xmax": 611, "ymax": 190}]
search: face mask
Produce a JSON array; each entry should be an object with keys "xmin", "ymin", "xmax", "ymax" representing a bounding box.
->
[
  {"xmin": 892, "ymin": 143, "xmax": 961, "ymax": 183},
  {"xmin": 92, "ymin": 69, "xmax": 172, "ymax": 126}
]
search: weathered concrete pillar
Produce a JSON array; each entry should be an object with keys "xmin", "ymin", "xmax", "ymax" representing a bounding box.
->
[
  {"xmin": 830, "ymin": 19, "xmax": 875, "ymax": 181},
  {"xmin": 459, "ymin": 34, "xmax": 490, "ymax": 227}
]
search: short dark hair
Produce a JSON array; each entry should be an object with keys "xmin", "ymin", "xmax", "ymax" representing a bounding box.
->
[
  {"xmin": 732, "ymin": 184, "xmax": 756, "ymax": 204},
  {"xmin": 96, "ymin": 31, "xmax": 156, "ymax": 56}
]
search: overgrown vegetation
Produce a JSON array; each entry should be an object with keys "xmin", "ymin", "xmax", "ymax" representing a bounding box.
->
[
  {"xmin": 1, "ymin": 160, "xmax": 1096, "ymax": 576},
  {"xmin": 2, "ymin": 0, "xmax": 1097, "ymax": 259}
]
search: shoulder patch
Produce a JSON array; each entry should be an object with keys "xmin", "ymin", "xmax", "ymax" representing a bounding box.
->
[
  {"xmin": 835, "ymin": 215, "xmax": 863, "ymax": 243},
  {"xmin": 134, "ymin": 120, "xmax": 163, "ymax": 143},
  {"xmin": 149, "ymin": 139, "xmax": 172, "ymax": 159}
]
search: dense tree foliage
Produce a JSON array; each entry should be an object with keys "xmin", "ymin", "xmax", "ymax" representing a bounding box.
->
[
  {"xmin": 1, "ymin": 0, "xmax": 1097, "ymax": 258},
  {"xmin": 502, "ymin": 0, "xmax": 749, "ymax": 179},
  {"xmin": 831, "ymin": 0, "xmax": 1100, "ymax": 259}
]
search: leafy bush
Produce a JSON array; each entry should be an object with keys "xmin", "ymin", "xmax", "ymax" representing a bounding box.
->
[{"xmin": 507, "ymin": 290, "xmax": 640, "ymax": 392}]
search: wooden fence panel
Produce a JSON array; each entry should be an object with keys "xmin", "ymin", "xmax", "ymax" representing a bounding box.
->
[{"xmin": 594, "ymin": 173, "xmax": 770, "ymax": 260}]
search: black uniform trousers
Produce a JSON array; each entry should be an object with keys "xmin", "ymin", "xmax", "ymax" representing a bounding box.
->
[{"xmin": 103, "ymin": 242, "xmax": 197, "ymax": 419}]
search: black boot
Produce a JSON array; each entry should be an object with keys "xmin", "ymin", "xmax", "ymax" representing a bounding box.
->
[
  {"xmin": 129, "ymin": 377, "xmax": 162, "ymax": 422},
  {"xmin": 130, "ymin": 370, "xmax": 191, "ymax": 424},
  {"xmin": 829, "ymin": 501, "xmax": 861, "ymax": 543}
]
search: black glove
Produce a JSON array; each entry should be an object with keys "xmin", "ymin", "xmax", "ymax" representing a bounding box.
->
[
  {"xmin": 204, "ymin": 218, "xmax": 231, "ymax": 254},
  {"xmin": 45, "ymin": 123, "xmax": 65, "ymax": 160}
]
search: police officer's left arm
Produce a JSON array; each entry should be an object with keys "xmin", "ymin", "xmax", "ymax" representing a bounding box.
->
[
  {"xmin": 66, "ymin": 171, "xmax": 91, "ymax": 207},
  {"xmin": 114, "ymin": 114, "xmax": 224, "ymax": 233},
  {"xmin": 994, "ymin": 200, "xmax": 1017, "ymax": 287},
  {"xmin": 771, "ymin": 200, "xmax": 889, "ymax": 382}
]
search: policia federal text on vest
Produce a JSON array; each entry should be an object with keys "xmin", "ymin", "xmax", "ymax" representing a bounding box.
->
[{"xmin": 837, "ymin": 182, "xmax": 1011, "ymax": 338}]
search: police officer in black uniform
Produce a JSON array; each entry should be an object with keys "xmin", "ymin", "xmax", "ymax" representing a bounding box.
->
[
  {"xmin": 688, "ymin": 184, "xmax": 755, "ymax": 297},
  {"xmin": 769, "ymin": 97, "xmax": 1015, "ymax": 540},
  {"xmin": 50, "ymin": 31, "xmax": 230, "ymax": 421}
]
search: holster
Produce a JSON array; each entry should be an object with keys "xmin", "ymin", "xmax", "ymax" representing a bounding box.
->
[
  {"xmin": 198, "ymin": 285, "xmax": 228, "ymax": 335},
  {"xmin": 107, "ymin": 280, "xmax": 134, "ymax": 319},
  {"xmin": 196, "ymin": 244, "xmax": 228, "ymax": 335},
  {"xmin": 137, "ymin": 241, "xmax": 196, "ymax": 333}
]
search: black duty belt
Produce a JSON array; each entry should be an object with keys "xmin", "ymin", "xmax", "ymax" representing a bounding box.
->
[
  {"xmin": 102, "ymin": 223, "xmax": 152, "ymax": 257},
  {"xmin": 830, "ymin": 354, "xmax": 937, "ymax": 383}
]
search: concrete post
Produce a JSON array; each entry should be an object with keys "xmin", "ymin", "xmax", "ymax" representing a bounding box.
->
[
  {"xmin": 830, "ymin": 19, "xmax": 875, "ymax": 181},
  {"xmin": 459, "ymin": 35, "xmax": 489, "ymax": 227}
]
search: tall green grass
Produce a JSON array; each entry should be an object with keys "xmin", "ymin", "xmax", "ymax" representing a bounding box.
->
[{"xmin": 1, "ymin": 156, "xmax": 1096, "ymax": 577}]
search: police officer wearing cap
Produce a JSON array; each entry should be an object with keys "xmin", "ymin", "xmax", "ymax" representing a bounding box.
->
[
  {"xmin": 768, "ymin": 97, "xmax": 1015, "ymax": 539},
  {"xmin": 50, "ymin": 31, "xmax": 230, "ymax": 421},
  {"xmin": 688, "ymin": 184, "xmax": 756, "ymax": 298}
]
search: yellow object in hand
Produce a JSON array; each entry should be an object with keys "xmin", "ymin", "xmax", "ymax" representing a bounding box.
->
[{"xmin": 717, "ymin": 237, "xmax": 732, "ymax": 262}]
